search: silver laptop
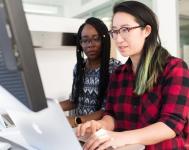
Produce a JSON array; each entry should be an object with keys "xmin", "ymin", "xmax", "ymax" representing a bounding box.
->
[{"xmin": 0, "ymin": 86, "xmax": 82, "ymax": 150}]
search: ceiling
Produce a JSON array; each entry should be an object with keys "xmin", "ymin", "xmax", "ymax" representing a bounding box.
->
[
  {"xmin": 22, "ymin": 0, "xmax": 189, "ymax": 36},
  {"xmin": 22, "ymin": 0, "xmax": 189, "ymax": 17}
]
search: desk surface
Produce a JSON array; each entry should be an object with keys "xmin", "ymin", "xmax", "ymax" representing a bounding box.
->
[{"xmin": 0, "ymin": 127, "xmax": 145, "ymax": 150}]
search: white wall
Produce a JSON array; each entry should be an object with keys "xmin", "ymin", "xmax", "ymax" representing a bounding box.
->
[
  {"xmin": 26, "ymin": 14, "xmax": 84, "ymax": 32},
  {"xmin": 34, "ymin": 47, "xmax": 76, "ymax": 100},
  {"xmin": 153, "ymin": 0, "xmax": 180, "ymax": 57},
  {"xmin": 26, "ymin": 14, "xmax": 84, "ymax": 100}
]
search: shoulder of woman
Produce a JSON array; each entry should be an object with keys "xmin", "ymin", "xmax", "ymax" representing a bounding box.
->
[
  {"xmin": 163, "ymin": 56, "xmax": 189, "ymax": 78},
  {"xmin": 166, "ymin": 56, "xmax": 188, "ymax": 70}
]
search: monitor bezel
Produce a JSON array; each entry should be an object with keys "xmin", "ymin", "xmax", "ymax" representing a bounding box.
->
[{"xmin": 0, "ymin": 0, "xmax": 47, "ymax": 112}]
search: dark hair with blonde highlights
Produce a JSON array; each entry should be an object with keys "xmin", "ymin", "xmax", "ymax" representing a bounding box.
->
[{"xmin": 113, "ymin": 1, "xmax": 170, "ymax": 95}]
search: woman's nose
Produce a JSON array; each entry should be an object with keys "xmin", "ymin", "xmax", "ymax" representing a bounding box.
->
[{"xmin": 116, "ymin": 33, "xmax": 125, "ymax": 43}]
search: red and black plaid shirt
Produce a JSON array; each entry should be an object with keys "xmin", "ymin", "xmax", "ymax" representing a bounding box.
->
[{"xmin": 104, "ymin": 56, "xmax": 189, "ymax": 150}]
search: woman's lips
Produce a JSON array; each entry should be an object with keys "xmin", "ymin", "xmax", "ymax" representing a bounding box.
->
[
  {"xmin": 118, "ymin": 46, "xmax": 128, "ymax": 52},
  {"xmin": 87, "ymin": 51, "xmax": 97, "ymax": 56}
]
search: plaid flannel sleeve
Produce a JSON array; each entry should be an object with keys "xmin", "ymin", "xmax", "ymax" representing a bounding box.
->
[{"xmin": 159, "ymin": 59, "xmax": 189, "ymax": 135}]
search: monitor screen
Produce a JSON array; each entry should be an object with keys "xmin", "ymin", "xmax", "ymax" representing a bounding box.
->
[{"xmin": 0, "ymin": 0, "xmax": 47, "ymax": 112}]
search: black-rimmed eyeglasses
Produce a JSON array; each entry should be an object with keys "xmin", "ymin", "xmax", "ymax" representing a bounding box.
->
[
  {"xmin": 109, "ymin": 26, "xmax": 144, "ymax": 40},
  {"xmin": 80, "ymin": 36, "xmax": 101, "ymax": 46}
]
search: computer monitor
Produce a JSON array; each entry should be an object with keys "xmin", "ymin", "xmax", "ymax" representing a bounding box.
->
[{"xmin": 0, "ymin": 0, "xmax": 47, "ymax": 112}]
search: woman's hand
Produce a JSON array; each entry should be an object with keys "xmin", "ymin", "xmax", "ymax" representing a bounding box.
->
[
  {"xmin": 76, "ymin": 120, "xmax": 102, "ymax": 138},
  {"xmin": 83, "ymin": 130, "xmax": 126, "ymax": 150}
]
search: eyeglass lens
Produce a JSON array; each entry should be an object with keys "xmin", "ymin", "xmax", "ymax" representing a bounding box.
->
[
  {"xmin": 110, "ymin": 26, "xmax": 142, "ymax": 40},
  {"xmin": 80, "ymin": 35, "xmax": 101, "ymax": 45}
]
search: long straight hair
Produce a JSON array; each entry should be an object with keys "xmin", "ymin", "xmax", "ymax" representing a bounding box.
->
[
  {"xmin": 113, "ymin": 1, "xmax": 170, "ymax": 95},
  {"xmin": 72, "ymin": 17, "xmax": 111, "ymax": 109}
]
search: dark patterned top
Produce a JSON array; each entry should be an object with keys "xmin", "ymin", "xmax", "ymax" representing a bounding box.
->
[
  {"xmin": 104, "ymin": 56, "xmax": 189, "ymax": 150},
  {"xmin": 70, "ymin": 58, "xmax": 121, "ymax": 116}
]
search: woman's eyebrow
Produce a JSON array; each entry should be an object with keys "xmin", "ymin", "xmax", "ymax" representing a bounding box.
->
[{"xmin": 111, "ymin": 24, "xmax": 130, "ymax": 29}]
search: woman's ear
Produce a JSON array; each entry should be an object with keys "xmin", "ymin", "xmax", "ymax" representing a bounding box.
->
[{"xmin": 144, "ymin": 25, "xmax": 151, "ymax": 38}]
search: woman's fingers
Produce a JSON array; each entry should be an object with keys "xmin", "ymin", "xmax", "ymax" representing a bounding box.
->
[
  {"xmin": 96, "ymin": 138, "xmax": 114, "ymax": 150},
  {"xmin": 91, "ymin": 120, "xmax": 99, "ymax": 133},
  {"xmin": 76, "ymin": 121, "xmax": 89, "ymax": 137},
  {"xmin": 76, "ymin": 120, "xmax": 101, "ymax": 137},
  {"xmin": 83, "ymin": 133, "xmax": 110, "ymax": 150},
  {"xmin": 83, "ymin": 129, "xmax": 111, "ymax": 150},
  {"xmin": 76, "ymin": 121, "xmax": 95, "ymax": 137}
]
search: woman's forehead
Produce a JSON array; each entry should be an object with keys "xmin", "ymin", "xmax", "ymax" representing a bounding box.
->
[
  {"xmin": 112, "ymin": 12, "xmax": 137, "ymax": 28},
  {"xmin": 81, "ymin": 24, "xmax": 98, "ymax": 36}
]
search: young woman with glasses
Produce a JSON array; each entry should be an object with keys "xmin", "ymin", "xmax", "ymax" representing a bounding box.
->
[
  {"xmin": 76, "ymin": 1, "xmax": 189, "ymax": 150},
  {"xmin": 60, "ymin": 17, "xmax": 121, "ymax": 128}
]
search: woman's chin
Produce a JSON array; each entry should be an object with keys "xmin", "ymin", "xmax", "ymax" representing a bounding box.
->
[{"xmin": 119, "ymin": 52, "xmax": 129, "ymax": 57}]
